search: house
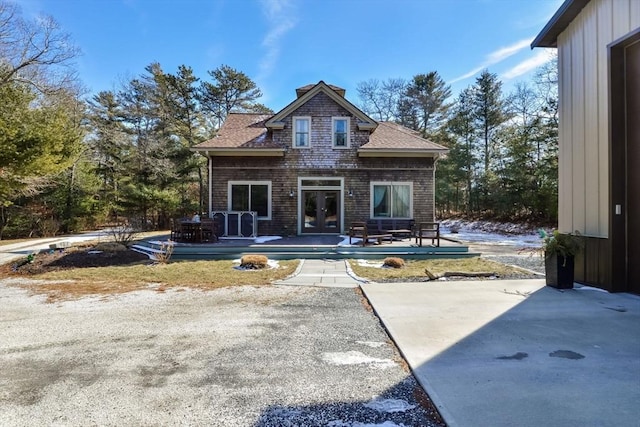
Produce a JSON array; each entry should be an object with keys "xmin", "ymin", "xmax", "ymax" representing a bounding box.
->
[
  {"xmin": 191, "ymin": 81, "xmax": 448, "ymax": 238},
  {"xmin": 532, "ymin": 0, "xmax": 639, "ymax": 293}
]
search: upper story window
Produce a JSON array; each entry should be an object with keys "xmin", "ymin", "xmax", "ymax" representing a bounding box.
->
[
  {"xmin": 293, "ymin": 116, "xmax": 310, "ymax": 148},
  {"xmin": 332, "ymin": 117, "xmax": 350, "ymax": 148}
]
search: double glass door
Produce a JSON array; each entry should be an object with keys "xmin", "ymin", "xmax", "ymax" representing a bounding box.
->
[{"xmin": 302, "ymin": 190, "xmax": 339, "ymax": 233}]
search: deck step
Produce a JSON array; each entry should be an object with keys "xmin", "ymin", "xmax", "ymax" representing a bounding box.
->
[{"xmin": 133, "ymin": 241, "xmax": 477, "ymax": 261}]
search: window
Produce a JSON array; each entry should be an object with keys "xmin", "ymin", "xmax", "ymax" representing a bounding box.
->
[
  {"xmin": 293, "ymin": 117, "xmax": 310, "ymax": 148},
  {"xmin": 332, "ymin": 117, "xmax": 350, "ymax": 148},
  {"xmin": 229, "ymin": 181, "xmax": 271, "ymax": 219},
  {"xmin": 371, "ymin": 182, "xmax": 412, "ymax": 218}
]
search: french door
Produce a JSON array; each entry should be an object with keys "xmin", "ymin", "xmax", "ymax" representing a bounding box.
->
[{"xmin": 301, "ymin": 190, "xmax": 339, "ymax": 234}]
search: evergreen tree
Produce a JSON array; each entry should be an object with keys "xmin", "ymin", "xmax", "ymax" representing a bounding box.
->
[
  {"xmin": 472, "ymin": 70, "xmax": 508, "ymax": 211},
  {"xmin": 199, "ymin": 64, "xmax": 263, "ymax": 129},
  {"xmin": 398, "ymin": 71, "xmax": 451, "ymax": 138},
  {"xmin": 447, "ymin": 88, "xmax": 478, "ymax": 213}
]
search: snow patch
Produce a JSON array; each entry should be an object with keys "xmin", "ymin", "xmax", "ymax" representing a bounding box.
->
[
  {"xmin": 337, "ymin": 235, "xmax": 359, "ymax": 246},
  {"xmin": 439, "ymin": 219, "xmax": 544, "ymax": 248},
  {"xmin": 321, "ymin": 351, "xmax": 395, "ymax": 369},
  {"xmin": 364, "ymin": 398, "xmax": 416, "ymax": 413},
  {"xmin": 356, "ymin": 260, "xmax": 384, "ymax": 268},
  {"xmin": 254, "ymin": 236, "xmax": 282, "ymax": 244},
  {"xmin": 356, "ymin": 341, "xmax": 387, "ymax": 348}
]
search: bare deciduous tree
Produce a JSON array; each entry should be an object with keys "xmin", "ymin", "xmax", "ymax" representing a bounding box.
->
[
  {"xmin": 356, "ymin": 78, "xmax": 406, "ymax": 122},
  {"xmin": 0, "ymin": 1, "xmax": 80, "ymax": 94}
]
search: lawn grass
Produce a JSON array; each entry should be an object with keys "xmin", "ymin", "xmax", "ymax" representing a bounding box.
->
[
  {"xmin": 20, "ymin": 259, "xmax": 299, "ymax": 302},
  {"xmin": 348, "ymin": 257, "xmax": 529, "ymax": 282}
]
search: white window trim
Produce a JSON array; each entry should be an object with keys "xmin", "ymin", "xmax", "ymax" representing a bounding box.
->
[
  {"xmin": 292, "ymin": 116, "xmax": 311, "ymax": 149},
  {"xmin": 370, "ymin": 181, "xmax": 413, "ymax": 219},
  {"xmin": 228, "ymin": 180, "xmax": 272, "ymax": 220},
  {"xmin": 332, "ymin": 117, "xmax": 350, "ymax": 149}
]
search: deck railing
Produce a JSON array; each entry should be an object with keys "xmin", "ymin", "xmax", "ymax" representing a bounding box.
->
[{"xmin": 210, "ymin": 211, "xmax": 258, "ymax": 238}]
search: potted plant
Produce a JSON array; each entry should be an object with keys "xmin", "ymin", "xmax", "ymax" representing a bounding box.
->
[{"xmin": 539, "ymin": 229, "xmax": 583, "ymax": 289}]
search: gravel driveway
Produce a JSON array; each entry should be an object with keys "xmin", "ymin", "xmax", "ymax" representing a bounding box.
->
[{"xmin": 0, "ymin": 281, "xmax": 440, "ymax": 426}]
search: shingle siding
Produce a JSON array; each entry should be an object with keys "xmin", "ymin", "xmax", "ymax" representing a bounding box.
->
[{"xmin": 210, "ymin": 158, "xmax": 435, "ymax": 235}]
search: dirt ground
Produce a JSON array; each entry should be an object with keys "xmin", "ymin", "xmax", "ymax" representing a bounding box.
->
[{"xmin": 1, "ymin": 245, "xmax": 150, "ymax": 276}]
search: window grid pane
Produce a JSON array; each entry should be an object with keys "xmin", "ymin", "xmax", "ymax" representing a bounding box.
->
[
  {"xmin": 373, "ymin": 185, "xmax": 390, "ymax": 217},
  {"xmin": 392, "ymin": 185, "xmax": 411, "ymax": 217},
  {"xmin": 295, "ymin": 118, "xmax": 309, "ymax": 147},
  {"xmin": 334, "ymin": 119, "xmax": 347, "ymax": 146},
  {"xmin": 250, "ymin": 185, "xmax": 269, "ymax": 217},
  {"xmin": 231, "ymin": 185, "xmax": 249, "ymax": 211}
]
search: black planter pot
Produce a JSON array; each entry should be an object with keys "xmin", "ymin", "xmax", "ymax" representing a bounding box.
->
[{"xmin": 545, "ymin": 253, "xmax": 575, "ymax": 289}]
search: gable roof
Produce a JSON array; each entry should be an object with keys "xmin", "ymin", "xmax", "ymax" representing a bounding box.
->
[
  {"xmin": 359, "ymin": 122, "xmax": 448, "ymax": 158},
  {"xmin": 266, "ymin": 80, "xmax": 377, "ymax": 131},
  {"xmin": 531, "ymin": 0, "xmax": 590, "ymax": 48},
  {"xmin": 191, "ymin": 83, "xmax": 449, "ymax": 158},
  {"xmin": 191, "ymin": 113, "xmax": 284, "ymax": 157}
]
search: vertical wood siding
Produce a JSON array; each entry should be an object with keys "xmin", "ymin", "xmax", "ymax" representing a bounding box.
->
[{"xmin": 556, "ymin": 0, "xmax": 640, "ymax": 238}]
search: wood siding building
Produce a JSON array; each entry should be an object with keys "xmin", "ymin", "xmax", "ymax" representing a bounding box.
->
[
  {"xmin": 533, "ymin": 0, "xmax": 640, "ymax": 293},
  {"xmin": 192, "ymin": 81, "xmax": 447, "ymax": 237}
]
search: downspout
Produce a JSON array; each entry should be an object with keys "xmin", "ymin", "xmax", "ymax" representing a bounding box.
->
[
  {"xmin": 433, "ymin": 154, "xmax": 439, "ymax": 222},
  {"xmin": 208, "ymin": 153, "xmax": 213, "ymax": 218}
]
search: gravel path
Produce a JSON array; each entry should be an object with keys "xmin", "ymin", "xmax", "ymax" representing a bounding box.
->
[
  {"xmin": 0, "ymin": 282, "xmax": 442, "ymax": 427},
  {"xmin": 485, "ymin": 255, "xmax": 546, "ymax": 275}
]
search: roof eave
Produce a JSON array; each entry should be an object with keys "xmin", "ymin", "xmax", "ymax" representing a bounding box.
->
[
  {"xmin": 357, "ymin": 123, "xmax": 377, "ymax": 131},
  {"xmin": 190, "ymin": 148, "xmax": 285, "ymax": 157},
  {"xmin": 531, "ymin": 0, "xmax": 590, "ymax": 48},
  {"xmin": 265, "ymin": 121, "xmax": 285, "ymax": 130},
  {"xmin": 357, "ymin": 149, "xmax": 448, "ymax": 158}
]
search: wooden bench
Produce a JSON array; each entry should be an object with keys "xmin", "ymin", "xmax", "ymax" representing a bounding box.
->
[
  {"xmin": 415, "ymin": 222, "xmax": 440, "ymax": 247},
  {"xmin": 367, "ymin": 219, "xmax": 415, "ymax": 240},
  {"xmin": 349, "ymin": 221, "xmax": 393, "ymax": 246}
]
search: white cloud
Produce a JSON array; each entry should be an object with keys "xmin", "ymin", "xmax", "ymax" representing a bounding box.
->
[
  {"xmin": 487, "ymin": 39, "xmax": 532, "ymax": 63},
  {"xmin": 449, "ymin": 38, "xmax": 533, "ymax": 84},
  {"xmin": 258, "ymin": 0, "xmax": 297, "ymax": 81},
  {"xmin": 501, "ymin": 49, "xmax": 553, "ymax": 80}
]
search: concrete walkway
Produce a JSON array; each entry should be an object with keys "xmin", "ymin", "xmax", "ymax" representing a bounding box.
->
[
  {"xmin": 275, "ymin": 258, "xmax": 363, "ymax": 287},
  {"xmin": 361, "ymin": 280, "xmax": 640, "ymax": 427}
]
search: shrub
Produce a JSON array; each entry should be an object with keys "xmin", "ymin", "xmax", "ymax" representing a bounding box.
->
[
  {"xmin": 383, "ymin": 257, "xmax": 405, "ymax": 268},
  {"xmin": 109, "ymin": 222, "xmax": 140, "ymax": 246},
  {"xmin": 39, "ymin": 218, "xmax": 61, "ymax": 237},
  {"xmin": 240, "ymin": 254, "xmax": 269, "ymax": 269},
  {"xmin": 154, "ymin": 241, "xmax": 174, "ymax": 264}
]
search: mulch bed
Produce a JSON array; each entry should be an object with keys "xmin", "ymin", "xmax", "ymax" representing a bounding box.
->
[{"xmin": 1, "ymin": 246, "xmax": 151, "ymax": 276}]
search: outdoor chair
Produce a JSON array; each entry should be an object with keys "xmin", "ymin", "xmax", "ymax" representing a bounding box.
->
[
  {"xmin": 349, "ymin": 221, "xmax": 367, "ymax": 245},
  {"xmin": 415, "ymin": 222, "xmax": 440, "ymax": 247},
  {"xmin": 170, "ymin": 218, "xmax": 183, "ymax": 241},
  {"xmin": 200, "ymin": 218, "xmax": 217, "ymax": 243}
]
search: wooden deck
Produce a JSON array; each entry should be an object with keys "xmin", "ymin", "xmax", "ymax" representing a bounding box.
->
[{"xmin": 132, "ymin": 234, "xmax": 478, "ymax": 261}]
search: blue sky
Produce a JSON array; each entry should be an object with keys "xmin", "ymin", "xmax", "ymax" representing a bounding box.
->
[{"xmin": 16, "ymin": 0, "xmax": 561, "ymax": 111}]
